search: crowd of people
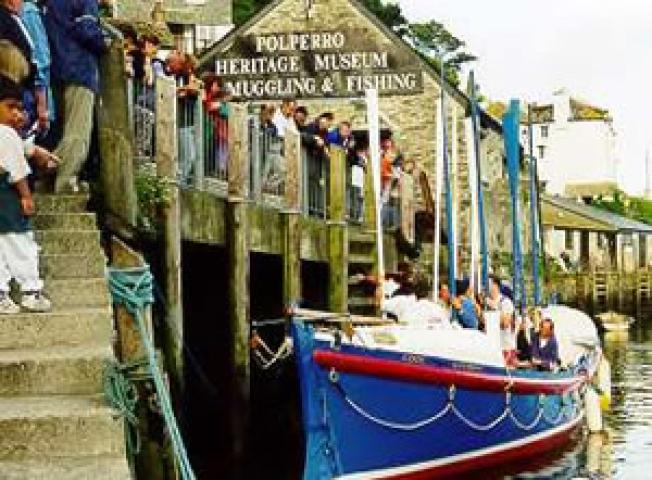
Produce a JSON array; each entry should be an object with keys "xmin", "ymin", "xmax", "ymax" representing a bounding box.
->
[
  {"xmin": 381, "ymin": 268, "xmax": 560, "ymax": 370},
  {"xmin": 254, "ymin": 97, "xmax": 406, "ymax": 223},
  {"xmin": 0, "ymin": 0, "xmax": 112, "ymax": 314}
]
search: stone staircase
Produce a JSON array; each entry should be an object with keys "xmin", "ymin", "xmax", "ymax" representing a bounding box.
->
[
  {"xmin": 348, "ymin": 230, "xmax": 378, "ymax": 316},
  {"xmin": 0, "ymin": 194, "xmax": 130, "ymax": 479}
]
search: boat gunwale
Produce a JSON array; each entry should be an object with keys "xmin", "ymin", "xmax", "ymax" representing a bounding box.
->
[{"xmin": 313, "ymin": 348, "xmax": 586, "ymax": 395}]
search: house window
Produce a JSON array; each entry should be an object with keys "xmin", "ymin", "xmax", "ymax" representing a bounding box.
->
[
  {"xmin": 565, "ymin": 230, "xmax": 574, "ymax": 250},
  {"xmin": 597, "ymin": 233, "xmax": 607, "ymax": 248},
  {"xmin": 622, "ymin": 233, "xmax": 633, "ymax": 247},
  {"xmin": 537, "ymin": 145, "xmax": 546, "ymax": 159},
  {"xmin": 541, "ymin": 125, "xmax": 549, "ymax": 138}
]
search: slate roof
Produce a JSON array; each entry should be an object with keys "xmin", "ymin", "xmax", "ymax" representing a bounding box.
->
[{"xmin": 543, "ymin": 195, "xmax": 652, "ymax": 233}]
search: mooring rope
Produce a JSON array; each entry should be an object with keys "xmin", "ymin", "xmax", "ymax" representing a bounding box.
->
[{"xmin": 108, "ymin": 266, "xmax": 196, "ymax": 480}]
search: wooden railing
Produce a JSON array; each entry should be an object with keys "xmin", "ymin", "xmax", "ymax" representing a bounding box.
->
[{"xmin": 99, "ymin": 39, "xmax": 416, "ymax": 236}]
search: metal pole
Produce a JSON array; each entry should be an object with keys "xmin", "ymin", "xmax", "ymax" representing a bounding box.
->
[
  {"xmin": 440, "ymin": 59, "xmax": 457, "ymax": 297},
  {"xmin": 366, "ymin": 89, "xmax": 385, "ymax": 306},
  {"xmin": 527, "ymin": 104, "xmax": 542, "ymax": 305},
  {"xmin": 468, "ymin": 71, "xmax": 490, "ymax": 295}
]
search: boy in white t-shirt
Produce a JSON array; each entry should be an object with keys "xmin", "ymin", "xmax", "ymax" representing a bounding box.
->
[{"xmin": 0, "ymin": 78, "xmax": 51, "ymax": 314}]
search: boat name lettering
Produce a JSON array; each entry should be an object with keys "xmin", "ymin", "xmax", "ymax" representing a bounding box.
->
[{"xmin": 402, "ymin": 354, "xmax": 425, "ymax": 364}]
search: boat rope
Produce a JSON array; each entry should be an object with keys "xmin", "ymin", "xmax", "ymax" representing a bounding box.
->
[
  {"xmin": 108, "ymin": 266, "xmax": 196, "ymax": 480},
  {"xmin": 103, "ymin": 359, "xmax": 145, "ymax": 459},
  {"xmin": 251, "ymin": 333, "xmax": 293, "ymax": 370},
  {"xmin": 329, "ymin": 374, "xmax": 577, "ymax": 433}
]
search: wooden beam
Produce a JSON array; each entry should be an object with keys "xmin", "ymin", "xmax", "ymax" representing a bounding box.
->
[
  {"xmin": 328, "ymin": 146, "xmax": 349, "ymax": 313},
  {"xmin": 283, "ymin": 129, "xmax": 302, "ymax": 305},
  {"xmin": 155, "ymin": 75, "xmax": 184, "ymax": 399},
  {"xmin": 226, "ymin": 102, "xmax": 251, "ymax": 465}
]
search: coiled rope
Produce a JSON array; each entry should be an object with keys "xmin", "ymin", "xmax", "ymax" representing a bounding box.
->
[
  {"xmin": 103, "ymin": 359, "xmax": 148, "ymax": 459},
  {"xmin": 108, "ymin": 266, "xmax": 196, "ymax": 480}
]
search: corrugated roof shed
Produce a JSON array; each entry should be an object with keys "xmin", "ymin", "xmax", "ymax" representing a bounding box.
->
[{"xmin": 543, "ymin": 195, "xmax": 652, "ymax": 233}]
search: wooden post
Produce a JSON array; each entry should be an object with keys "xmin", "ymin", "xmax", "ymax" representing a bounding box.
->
[
  {"xmin": 283, "ymin": 128, "xmax": 302, "ymax": 306},
  {"xmin": 226, "ymin": 104, "xmax": 250, "ymax": 466},
  {"xmin": 194, "ymin": 98, "xmax": 205, "ymax": 189},
  {"xmin": 328, "ymin": 146, "xmax": 349, "ymax": 313},
  {"xmin": 110, "ymin": 237, "xmax": 175, "ymax": 480},
  {"xmin": 97, "ymin": 41, "xmax": 138, "ymax": 227},
  {"xmin": 155, "ymin": 76, "xmax": 184, "ymax": 401}
]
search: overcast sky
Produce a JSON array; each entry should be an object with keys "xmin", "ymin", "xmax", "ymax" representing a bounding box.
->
[{"xmin": 398, "ymin": 0, "xmax": 651, "ymax": 194}]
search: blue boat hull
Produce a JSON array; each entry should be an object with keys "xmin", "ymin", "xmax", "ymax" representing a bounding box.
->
[{"xmin": 292, "ymin": 322, "xmax": 588, "ymax": 479}]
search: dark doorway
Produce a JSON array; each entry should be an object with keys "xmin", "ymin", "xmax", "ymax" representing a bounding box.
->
[
  {"xmin": 182, "ymin": 242, "xmax": 232, "ymax": 479},
  {"xmin": 580, "ymin": 231, "xmax": 590, "ymax": 270},
  {"xmin": 250, "ymin": 253, "xmax": 303, "ymax": 479},
  {"xmin": 300, "ymin": 260, "xmax": 329, "ymax": 310}
]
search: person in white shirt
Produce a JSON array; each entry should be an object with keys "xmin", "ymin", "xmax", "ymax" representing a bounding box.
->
[
  {"xmin": 272, "ymin": 99, "xmax": 297, "ymax": 138},
  {"xmin": 383, "ymin": 275, "xmax": 450, "ymax": 328},
  {"xmin": 486, "ymin": 274, "xmax": 517, "ymax": 365}
]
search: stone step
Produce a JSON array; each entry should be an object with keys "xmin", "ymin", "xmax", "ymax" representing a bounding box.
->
[
  {"xmin": 0, "ymin": 344, "xmax": 112, "ymax": 396},
  {"xmin": 0, "ymin": 456, "xmax": 130, "ymax": 480},
  {"xmin": 35, "ymin": 230, "xmax": 102, "ymax": 256},
  {"xmin": 40, "ymin": 254, "xmax": 106, "ymax": 280},
  {"xmin": 0, "ymin": 308, "xmax": 113, "ymax": 350},
  {"xmin": 0, "ymin": 396, "xmax": 125, "ymax": 461},
  {"xmin": 11, "ymin": 278, "xmax": 110, "ymax": 310},
  {"xmin": 349, "ymin": 231, "xmax": 376, "ymax": 244},
  {"xmin": 43, "ymin": 278, "xmax": 110, "ymax": 310},
  {"xmin": 349, "ymin": 254, "xmax": 375, "ymax": 265},
  {"xmin": 347, "ymin": 297, "xmax": 377, "ymax": 308},
  {"xmin": 34, "ymin": 195, "xmax": 89, "ymax": 214},
  {"xmin": 33, "ymin": 213, "xmax": 97, "ymax": 231}
]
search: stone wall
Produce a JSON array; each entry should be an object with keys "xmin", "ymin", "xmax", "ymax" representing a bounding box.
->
[{"xmin": 113, "ymin": 0, "xmax": 231, "ymax": 25}]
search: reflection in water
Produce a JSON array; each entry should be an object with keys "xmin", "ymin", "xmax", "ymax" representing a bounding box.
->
[{"xmin": 499, "ymin": 321, "xmax": 652, "ymax": 480}]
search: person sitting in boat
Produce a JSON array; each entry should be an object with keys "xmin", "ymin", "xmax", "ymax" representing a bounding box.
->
[
  {"xmin": 486, "ymin": 274, "xmax": 518, "ymax": 366},
  {"xmin": 382, "ymin": 278, "xmax": 417, "ymax": 322},
  {"xmin": 529, "ymin": 317, "xmax": 560, "ymax": 371},
  {"xmin": 384, "ymin": 274, "xmax": 449, "ymax": 327},
  {"xmin": 451, "ymin": 278, "xmax": 480, "ymax": 329}
]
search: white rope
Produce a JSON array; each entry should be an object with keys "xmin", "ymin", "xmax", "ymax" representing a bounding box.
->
[
  {"xmin": 335, "ymin": 379, "xmax": 579, "ymax": 433},
  {"xmin": 343, "ymin": 396, "xmax": 453, "ymax": 431},
  {"xmin": 253, "ymin": 337, "xmax": 293, "ymax": 370},
  {"xmin": 450, "ymin": 404, "xmax": 510, "ymax": 432},
  {"xmin": 508, "ymin": 408, "xmax": 545, "ymax": 431}
]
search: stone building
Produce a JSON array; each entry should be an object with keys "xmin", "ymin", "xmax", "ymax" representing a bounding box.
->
[
  {"xmin": 197, "ymin": 0, "xmax": 531, "ymax": 284},
  {"xmin": 521, "ymin": 89, "xmax": 618, "ymax": 198},
  {"xmin": 111, "ymin": 0, "xmax": 233, "ymax": 51}
]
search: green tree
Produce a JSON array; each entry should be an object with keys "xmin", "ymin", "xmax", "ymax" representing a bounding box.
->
[
  {"xmin": 406, "ymin": 20, "xmax": 476, "ymax": 86},
  {"xmin": 233, "ymin": 0, "xmax": 272, "ymax": 26}
]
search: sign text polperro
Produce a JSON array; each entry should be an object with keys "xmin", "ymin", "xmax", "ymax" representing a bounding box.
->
[{"xmin": 215, "ymin": 31, "xmax": 424, "ymax": 100}]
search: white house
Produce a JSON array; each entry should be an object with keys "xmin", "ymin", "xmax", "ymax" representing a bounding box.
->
[{"xmin": 521, "ymin": 89, "xmax": 618, "ymax": 198}]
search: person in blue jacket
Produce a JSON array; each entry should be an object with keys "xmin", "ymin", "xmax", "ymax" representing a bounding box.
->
[
  {"xmin": 530, "ymin": 318, "xmax": 560, "ymax": 370},
  {"xmin": 21, "ymin": 0, "xmax": 53, "ymax": 135},
  {"xmin": 452, "ymin": 278, "xmax": 480, "ymax": 329},
  {"xmin": 44, "ymin": 0, "xmax": 107, "ymax": 193}
]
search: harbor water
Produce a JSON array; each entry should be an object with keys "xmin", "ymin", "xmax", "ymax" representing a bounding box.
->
[{"xmin": 489, "ymin": 319, "xmax": 652, "ymax": 480}]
